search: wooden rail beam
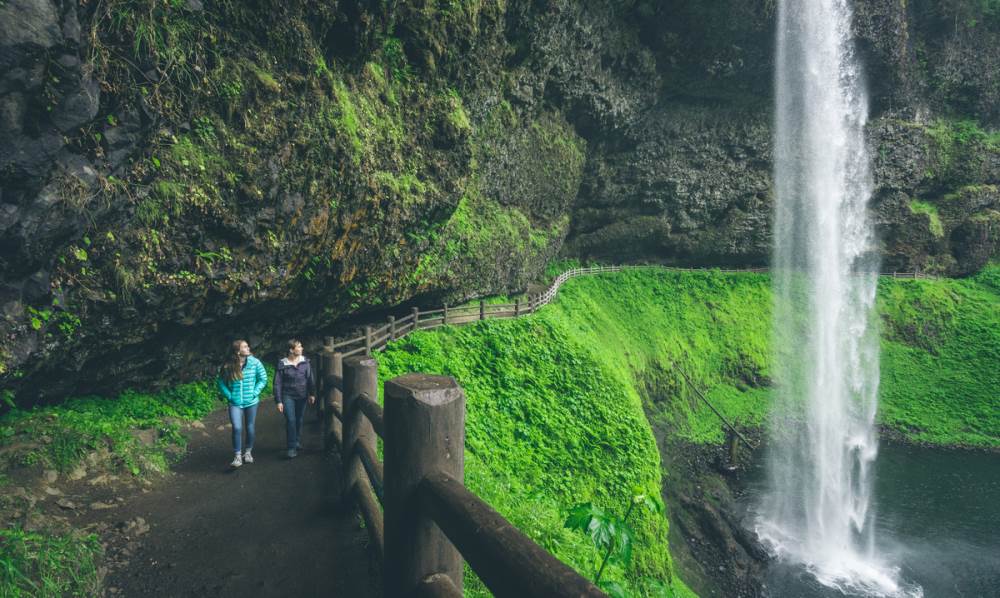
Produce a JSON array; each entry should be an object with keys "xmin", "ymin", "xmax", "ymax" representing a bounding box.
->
[
  {"xmin": 357, "ymin": 393, "xmax": 384, "ymax": 438},
  {"xmin": 419, "ymin": 472, "xmax": 606, "ymax": 598},
  {"xmin": 353, "ymin": 458, "xmax": 385, "ymax": 560}
]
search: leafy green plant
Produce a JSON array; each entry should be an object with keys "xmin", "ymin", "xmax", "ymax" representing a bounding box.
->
[
  {"xmin": 565, "ymin": 492, "xmax": 666, "ymax": 596},
  {"xmin": 0, "ymin": 527, "xmax": 102, "ymax": 597},
  {"xmin": 0, "ymin": 380, "xmax": 221, "ymax": 474}
]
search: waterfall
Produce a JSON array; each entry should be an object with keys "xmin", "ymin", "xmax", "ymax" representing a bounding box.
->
[{"xmin": 758, "ymin": 1, "xmax": 918, "ymax": 595}]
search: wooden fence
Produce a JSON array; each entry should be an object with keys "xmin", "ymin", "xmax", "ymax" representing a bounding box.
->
[
  {"xmin": 318, "ymin": 353, "xmax": 606, "ymax": 597},
  {"xmin": 321, "ymin": 264, "xmax": 932, "ymax": 358}
]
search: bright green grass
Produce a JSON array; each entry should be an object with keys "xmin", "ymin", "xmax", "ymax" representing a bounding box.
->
[
  {"xmin": 0, "ymin": 527, "xmax": 102, "ymax": 598},
  {"xmin": 379, "ymin": 316, "xmax": 691, "ymax": 596},
  {"xmin": 0, "ymin": 380, "xmax": 222, "ymax": 476},
  {"xmin": 0, "ymin": 366, "xmax": 276, "ymax": 476},
  {"xmin": 878, "ymin": 265, "xmax": 1000, "ymax": 447},
  {"xmin": 378, "ymin": 265, "xmax": 999, "ymax": 597}
]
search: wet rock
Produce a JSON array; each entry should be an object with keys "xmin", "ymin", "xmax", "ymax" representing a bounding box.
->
[
  {"xmin": 43, "ymin": 469, "xmax": 58, "ymax": 483},
  {"xmin": 56, "ymin": 498, "xmax": 77, "ymax": 510},
  {"xmin": 11, "ymin": 486, "xmax": 38, "ymax": 508},
  {"xmin": 89, "ymin": 500, "xmax": 117, "ymax": 510},
  {"xmin": 133, "ymin": 428, "xmax": 158, "ymax": 446},
  {"xmin": 0, "ymin": 0, "xmax": 61, "ymax": 51},
  {"xmin": 43, "ymin": 485, "xmax": 63, "ymax": 496},
  {"xmin": 52, "ymin": 79, "xmax": 101, "ymax": 132},
  {"xmin": 120, "ymin": 516, "xmax": 150, "ymax": 537},
  {"xmin": 22, "ymin": 510, "xmax": 46, "ymax": 532},
  {"xmin": 68, "ymin": 464, "xmax": 87, "ymax": 480}
]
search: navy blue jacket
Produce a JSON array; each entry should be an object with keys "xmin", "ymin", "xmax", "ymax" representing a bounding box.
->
[{"xmin": 274, "ymin": 357, "xmax": 316, "ymax": 403}]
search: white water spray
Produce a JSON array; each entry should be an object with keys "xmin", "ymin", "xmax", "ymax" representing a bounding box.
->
[{"xmin": 759, "ymin": 1, "xmax": 920, "ymax": 596}]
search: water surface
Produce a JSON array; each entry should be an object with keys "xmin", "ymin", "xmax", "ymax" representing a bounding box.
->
[{"xmin": 741, "ymin": 443, "xmax": 1000, "ymax": 597}]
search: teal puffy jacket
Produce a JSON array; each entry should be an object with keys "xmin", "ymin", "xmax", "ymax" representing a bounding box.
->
[{"xmin": 217, "ymin": 355, "xmax": 268, "ymax": 407}]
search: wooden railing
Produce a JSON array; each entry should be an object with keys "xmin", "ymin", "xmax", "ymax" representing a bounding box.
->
[
  {"xmin": 320, "ymin": 264, "xmax": 932, "ymax": 358},
  {"xmin": 317, "ymin": 353, "xmax": 605, "ymax": 597}
]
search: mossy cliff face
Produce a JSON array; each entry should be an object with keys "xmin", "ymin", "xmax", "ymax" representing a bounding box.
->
[{"xmin": 0, "ymin": 0, "xmax": 997, "ymax": 400}]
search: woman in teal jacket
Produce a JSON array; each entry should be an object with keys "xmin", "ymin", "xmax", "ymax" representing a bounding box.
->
[{"xmin": 217, "ymin": 339, "xmax": 268, "ymax": 468}]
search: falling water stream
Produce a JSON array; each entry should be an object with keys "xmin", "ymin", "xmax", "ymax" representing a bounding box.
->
[{"xmin": 758, "ymin": 1, "xmax": 922, "ymax": 596}]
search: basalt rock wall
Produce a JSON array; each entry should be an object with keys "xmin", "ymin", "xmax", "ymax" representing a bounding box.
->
[{"xmin": 1, "ymin": 0, "xmax": 998, "ymax": 401}]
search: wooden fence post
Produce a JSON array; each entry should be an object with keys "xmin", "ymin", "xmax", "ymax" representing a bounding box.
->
[
  {"xmin": 412, "ymin": 307, "xmax": 420, "ymax": 329},
  {"xmin": 443, "ymin": 303, "xmax": 449, "ymax": 325},
  {"xmin": 320, "ymin": 342, "xmax": 343, "ymax": 451},
  {"xmin": 514, "ymin": 299, "xmax": 521, "ymax": 317},
  {"xmin": 480, "ymin": 300, "xmax": 485, "ymax": 321},
  {"xmin": 389, "ymin": 316, "xmax": 396, "ymax": 341},
  {"xmin": 365, "ymin": 325, "xmax": 372, "ymax": 356},
  {"xmin": 342, "ymin": 355, "xmax": 378, "ymax": 506},
  {"xmin": 384, "ymin": 374, "xmax": 466, "ymax": 597}
]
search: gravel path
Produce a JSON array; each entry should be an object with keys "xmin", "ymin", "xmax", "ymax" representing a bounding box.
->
[{"xmin": 102, "ymin": 403, "xmax": 377, "ymax": 597}]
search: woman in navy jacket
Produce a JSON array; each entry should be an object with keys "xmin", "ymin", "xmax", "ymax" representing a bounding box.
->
[{"xmin": 273, "ymin": 339, "xmax": 316, "ymax": 458}]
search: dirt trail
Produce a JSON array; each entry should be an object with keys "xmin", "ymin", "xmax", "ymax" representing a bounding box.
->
[{"xmin": 98, "ymin": 403, "xmax": 377, "ymax": 597}]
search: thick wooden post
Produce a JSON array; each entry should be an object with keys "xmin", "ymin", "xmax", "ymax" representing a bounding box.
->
[
  {"xmin": 479, "ymin": 300, "xmax": 485, "ymax": 321},
  {"xmin": 389, "ymin": 316, "xmax": 396, "ymax": 340},
  {"xmin": 364, "ymin": 325, "xmax": 373, "ymax": 356},
  {"xmin": 443, "ymin": 304, "xmax": 449, "ymax": 325},
  {"xmin": 514, "ymin": 299, "xmax": 521, "ymax": 317},
  {"xmin": 412, "ymin": 307, "xmax": 420, "ymax": 330},
  {"xmin": 342, "ymin": 355, "xmax": 378, "ymax": 505},
  {"xmin": 320, "ymin": 343, "xmax": 343, "ymax": 451},
  {"xmin": 385, "ymin": 374, "xmax": 466, "ymax": 597}
]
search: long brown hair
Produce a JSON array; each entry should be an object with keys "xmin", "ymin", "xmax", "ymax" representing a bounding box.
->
[{"xmin": 221, "ymin": 339, "xmax": 247, "ymax": 383}]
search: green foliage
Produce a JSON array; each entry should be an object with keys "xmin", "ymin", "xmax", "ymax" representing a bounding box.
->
[
  {"xmin": 924, "ymin": 118, "xmax": 1000, "ymax": 184},
  {"xmin": 374, "ymin": 171, "xmax": 429, "ymax": 206},
  {"xmin": 445, "ymin": 89, "xmax": 472, "ymax": 132},
  {"xmin": 379, "ymin": 274, "xmax": 704, "ymax": 597},
  {"xmin": 381, "ymin": 37, "xmax": 413, "ymax": 82},
  {"xmin": 909, "ymin": 200, "xmax": 945, "ymax": 237},
  {"xmin": 0, "ymin": 527, "xmax": 102, "ymax": 597},
  {"xmin": 413, "ymin": 193, "xmax": 568, "ymax": 286},
  {"xmin": 0, "ymin": 381, "xmax": 219, "ymax": 475},
  {"xmin": 251, "ymin": 66, "xmax": 282, "ymax": 93},
  {"xmin": 565, "ymin": 492, "xmax": 665, "ymax": 590},
  {"xmin": 877, "ymin": 264, "xmax": 1000, "ymax": 447}
]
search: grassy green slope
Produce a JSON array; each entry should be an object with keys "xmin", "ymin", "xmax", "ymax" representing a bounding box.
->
[
  {"xmin": 378, "ymin": 265, "xmax": 999, "ymax": 596},
  {"xmin": 878, "ymin": 266, "xmax": 1000, "ymax": 447},
  {"xmin": 379, "ymin": 314, "xmax": 686, "ymax": 596}
]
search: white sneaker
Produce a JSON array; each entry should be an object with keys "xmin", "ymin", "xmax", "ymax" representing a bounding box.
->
[
  {"xmin": 243, "ymin": 450, "xmax": 253, "ymax": 464},
  {"xmin": 230, "ymin": 454, "xmax": 243, "ymax": 468}
]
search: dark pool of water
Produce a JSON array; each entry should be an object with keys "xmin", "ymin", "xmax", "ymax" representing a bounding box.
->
[{"xmin": 738, "ymin": 443, "xmax": 1000, "ymax": 598}]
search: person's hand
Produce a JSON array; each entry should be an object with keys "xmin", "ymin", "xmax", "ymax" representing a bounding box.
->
[
  {"xmin": 277, "ymin": 402, "xmax": 284, "ymax": 413},
  {"xmin": 308, "ymin": 395, "xmax": 316, "ymax": 405}
]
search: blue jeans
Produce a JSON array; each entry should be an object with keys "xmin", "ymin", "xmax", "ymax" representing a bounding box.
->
[
  {"xmin": 229, "ymin": 403, "xmax": 258, "ymax": 453},
  {"xmin": 282, "ymin": 398, "xmax": 308, "ymax": 450}
]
